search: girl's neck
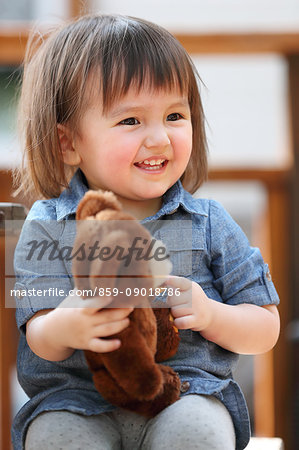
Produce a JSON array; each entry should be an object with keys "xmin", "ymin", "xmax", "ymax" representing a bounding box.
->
[{"xmin": 116, "ymin": 196, "xmax": 162, "ymax": 220}]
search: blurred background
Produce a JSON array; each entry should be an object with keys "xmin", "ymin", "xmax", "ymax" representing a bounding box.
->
[{"xmin": 0, "ymin": 1, "xmax": 298, "ymax": 449}]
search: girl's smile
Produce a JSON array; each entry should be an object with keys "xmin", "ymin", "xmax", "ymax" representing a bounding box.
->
[
  {"xmin": 60, "ymin": 86, "xmax": 192, "ymax": 217},
  {"xmin": 134, "ymin": 156, "xmax": 168, "ymax": 173}
]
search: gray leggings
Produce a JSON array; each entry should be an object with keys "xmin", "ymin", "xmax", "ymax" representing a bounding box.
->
[{"xmin": 25, "ymin": 395, "xmax": 236, "ymax": 450}]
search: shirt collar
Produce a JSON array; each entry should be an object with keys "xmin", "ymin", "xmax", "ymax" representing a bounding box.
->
[
  {"xmin": 56, "ymin": 170, "xmax": 89, "ymax": 221},
  {"xmin": 142, "ymin": 180, "xmax": 208, "ymax": 222},
  {"xmin": 56, "ymin": 171, "xmax": 207, "ymax": 221}
]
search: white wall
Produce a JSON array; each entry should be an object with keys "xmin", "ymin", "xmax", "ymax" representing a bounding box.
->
[
  {"xmin": 0, "ymin": 0, "xmax": 69, "ymax": 22},
  {"xmin": 91, "ymin": 0, "xmax": 299, "ymax": 32},
  {"xmin": 194, "ymin": 55, "xmax": 290, "ymax": 168},
  {"xmin": 31, "ymin": 0, "xmax": 69, "ymax": 23}
]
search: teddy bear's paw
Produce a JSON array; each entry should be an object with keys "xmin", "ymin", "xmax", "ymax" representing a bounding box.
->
[
  {"xmin": 123, "ymin": 364, "xmax": 164, "ymax": 401},
  {"xmin": 159, "ymin": 364, "xmax": 181, "ymax": 396},
  {"xmin": 153, "ymin": 308, "xmax": 180, "ymax": 362},
  {"xmin": 131, "ymin": 366, "xmax": 181, "ymax": 417}
]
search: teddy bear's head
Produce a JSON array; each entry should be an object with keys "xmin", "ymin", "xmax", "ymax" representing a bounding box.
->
[
  {"xmin": 73, "ymin": 189, "xmax": 172, "ymax": 304},
  {"xmin": 76, "ymin": 190, "xmax": 122, "ymax": 221}
]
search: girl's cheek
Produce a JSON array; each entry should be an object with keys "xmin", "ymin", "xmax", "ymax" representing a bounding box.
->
[
  {"xmin": 116, "ymin": 139, "xmax": 141, "ymax": 163},
  {"xmin": 175, "ymin": 131, "xmax": 192, "ymax": 156},
  {"xmin": 107, "ymin": 147, "xmax": 134, "ymax": 167}
]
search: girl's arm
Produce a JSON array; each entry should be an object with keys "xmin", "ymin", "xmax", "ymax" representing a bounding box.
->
[
  {"xmin": 26, "ymin": 294, "xmax": 133, "ymax": 361},
  {"xmin": 167, "ymin": 277, "xmax": 280, "ymax": 355},
  {"xmin": 198, "ymin": 302, "xmax": 279, "ymax": 354}
]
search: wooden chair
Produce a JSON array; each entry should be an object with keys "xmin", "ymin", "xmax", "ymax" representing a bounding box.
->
[{"xmin": 0, "ymin": 174, "xmax": 28, "ymax": 449}]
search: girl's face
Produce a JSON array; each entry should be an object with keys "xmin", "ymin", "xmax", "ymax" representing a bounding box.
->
[{"xmin": 67, "ymin": 86, "xmax": 192, "ymax": 211}]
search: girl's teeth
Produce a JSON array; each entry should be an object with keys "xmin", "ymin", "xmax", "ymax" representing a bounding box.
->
[
  {"xmin": 142, "ymin": 159, "xmax": 164, "ymax": 165},
  {"xmin": 135, "ymin": 159, "xmax": 166, "ymax": 170},
  {"xmin": 145, "ymin": 164, "xmax": 163, "ymax": 170}
]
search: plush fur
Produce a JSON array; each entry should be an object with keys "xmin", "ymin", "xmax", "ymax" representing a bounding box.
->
[{"xmin": 72, "ymin": 190, "xmax": 181, "ymax": 417}]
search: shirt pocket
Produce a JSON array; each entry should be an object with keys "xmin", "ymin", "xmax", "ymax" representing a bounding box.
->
[{"xmin": 158, "ymin": 227, "xmax": 205, "ymax": 277}]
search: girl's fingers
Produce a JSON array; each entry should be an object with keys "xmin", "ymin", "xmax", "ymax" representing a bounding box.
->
[
  {"xmin": 93, "ymin": 317, "xmax": 131, "ymax": 337},
  {"xmin": 80, "ymin": 296, "xmax": 114, "ymax": 313},
  {"xmin": 174, "ymin": 315, "xmax": 195, "ymax": 330},
  {"xmin": 166, "ymin": 276, "xmax": 193, "ymax": 306},
  {"xmin": 92, "ymin": 308, "xmax": 133, "ymax": 326},
  {"xmin": 171, "ymin": 305, "xmax": 192, "ymax": 318},
  {"xmin": 59, "ymin": 293, "xmax": 113, "ymax": 312},
  {"xmin": 89, "ymin": 337, "xmax": 121, "ymax": 353},
  {"xmin": 168, "ymin": 294, "xmax": 190, "ymax": 307},
  {"xmin": 166, "ymin": 276, "xmax": 192, "ymax": 291},
  {"xmin": 167, "ymin": 289, "xmax": 192, "ymax": 307}
]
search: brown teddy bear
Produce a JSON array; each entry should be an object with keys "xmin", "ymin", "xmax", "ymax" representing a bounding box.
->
[{"xmin": 72, "ymin": 190, "xmax": 181, "ymax": 417}]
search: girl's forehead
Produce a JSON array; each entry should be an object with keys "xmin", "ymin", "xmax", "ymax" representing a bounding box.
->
[{"xmin": 117, "ymin": 84, "xmax": 187, "ymax": 101}]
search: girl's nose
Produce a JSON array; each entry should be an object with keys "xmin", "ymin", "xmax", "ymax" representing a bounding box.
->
[{"xmin": 144, "ymin": 126, "xmax": 171, "ymax": 149}]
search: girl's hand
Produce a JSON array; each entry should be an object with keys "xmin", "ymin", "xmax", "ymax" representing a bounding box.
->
[
  {"xmin": 166, "ymin": 276, "xmax": 212, "ymax": 332},
  {"xmin": 166, "ymin": 277, "xmax": 280, "ymax": 354},
  {"xmin": 26, "ymin": 293, "xmax": 133, "ymax": 361},
  {"xmin": 52, "ymin": 293, "xmax": 134, "ymax": 352}
]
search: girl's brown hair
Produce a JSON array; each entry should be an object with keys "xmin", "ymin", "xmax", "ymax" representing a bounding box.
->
[{"xmin": 16, "ymin": 14, "xmax": 208, "ymax": 199}]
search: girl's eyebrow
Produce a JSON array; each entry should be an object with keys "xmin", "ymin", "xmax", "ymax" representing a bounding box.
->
[
  {"xmin": 109, "ymin": 106, "xmax": 143, "ymax": 118},
  {"xmin": 109, "ymin": 99, "xmax": 190, "ymax": 118}
]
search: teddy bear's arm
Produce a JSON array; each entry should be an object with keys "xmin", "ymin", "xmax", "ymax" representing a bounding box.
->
[
  {"xmin": 100, "ymin": 320, "xmax": 164, "ymax": 402},
  {"xmin": 111, "ymin": 364, "xmax": 181, "ymax": 418},
  {"xmin": 153, "ymin": 307, "xmax": 180, "ymax": 362},
  {"xmin": 88, "ymin": 365, "xmax": 137, "ymax": 405},
  {"xmin": 89, "ymin": 363, "xmax": 180, "ymax": 418}
]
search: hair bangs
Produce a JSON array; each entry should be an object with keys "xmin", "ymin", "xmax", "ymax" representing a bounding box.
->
[{"xmin": 98, "ymin": 16, "xmax": 190, "ymax": 112}]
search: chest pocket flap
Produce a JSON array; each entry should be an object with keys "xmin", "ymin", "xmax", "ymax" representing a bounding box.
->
[{"xmin": 157, "ymin": 226, "xmax": 206, "ymax": 277}]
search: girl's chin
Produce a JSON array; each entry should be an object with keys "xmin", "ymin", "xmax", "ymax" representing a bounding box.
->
[
  {"xmin": 115, "ymin": 191, "xmax": 164, "ymax": 206},
  {"xmin": 135, "ymin": 185, "xmax": 170, "ymax": 199}
]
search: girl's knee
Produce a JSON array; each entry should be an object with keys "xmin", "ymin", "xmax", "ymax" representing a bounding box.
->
[
  {"xmin": 142, "ymin": 395, "xmax": 236, "ymax": 450},
  {"xmin": 151, "ymin": 419, "xmax": 234, "ymax": 450},
  {"xmin": 25, "ymin": 411, "xmax": 120, "ymax": 450}
]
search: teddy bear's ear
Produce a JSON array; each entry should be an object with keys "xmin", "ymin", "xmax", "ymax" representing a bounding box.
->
[{"xmin": 76, "ymin": 190, "xmax": 122, "ymax": 220}]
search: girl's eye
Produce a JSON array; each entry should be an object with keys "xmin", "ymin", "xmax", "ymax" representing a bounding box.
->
[
  {"xmin": 167, "ymin": 113, "xmax": 183, "ymax": 121},
  {"xmin": 119, "ymin": 117, "xmax": 139, "ymax": 125}
]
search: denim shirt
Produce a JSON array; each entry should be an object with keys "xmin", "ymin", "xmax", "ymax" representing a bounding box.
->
[{"xmin": 12, "ymin": 170, "xmax": 279, "ymax": 450}]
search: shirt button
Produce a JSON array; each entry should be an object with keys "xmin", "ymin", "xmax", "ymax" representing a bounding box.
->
[
  {"xmin": 180, "ymin": 381, "xmax": 190, "ymax": 393},
  {"xmin": 266, "ymin": 271, "xmax": 272, "ymax": 281}
]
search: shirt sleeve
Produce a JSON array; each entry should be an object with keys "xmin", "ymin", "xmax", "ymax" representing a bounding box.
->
[
  {"xmin": 208, "ymin": 200, "xmax": 279, "ymax": 307},
  {"xmin": 13, "ymin": 203, "xmax": 75, "ymax": 333}
]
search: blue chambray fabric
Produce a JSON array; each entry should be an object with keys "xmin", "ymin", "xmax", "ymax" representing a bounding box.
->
[{"xmin": 12, "ymin": 170, "xmax": 279, "ymax": 450}]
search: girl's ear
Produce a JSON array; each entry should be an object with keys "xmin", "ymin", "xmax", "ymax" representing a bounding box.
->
[{"xmin": 57, "ymin": 124, "xmax": 82, "ymax": 166}]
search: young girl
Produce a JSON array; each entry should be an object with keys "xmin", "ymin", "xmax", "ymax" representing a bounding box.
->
[{"xmin": 13, "ymin": 13, "xmax": 280, "ymax": 450}]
